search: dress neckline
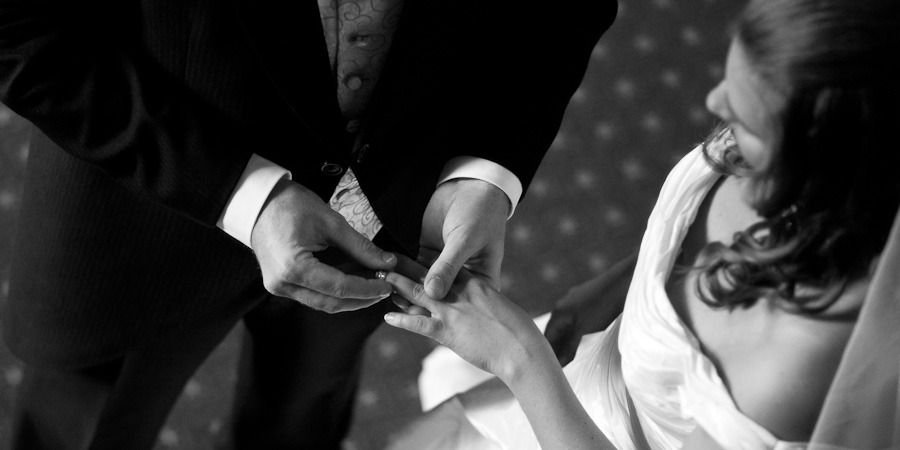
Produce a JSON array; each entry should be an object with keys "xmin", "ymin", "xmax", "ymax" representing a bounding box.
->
[{"xmin": 654, "ymin": 153, "xmax": 808, "ymax": 449}]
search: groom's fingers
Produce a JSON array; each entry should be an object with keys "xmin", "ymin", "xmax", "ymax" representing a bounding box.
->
[
  {"xmin": 278, "ymin": 284, "xmax": 385, "ymax": 314},
  {"xmin": 260, "ymin": 251, "xmax": 391, "ymax": 311},
  {"xmin": 326, "ymin": 219, "xmax": 397, "ymax": 273},
  {"xmin": 290, "ymin": 256, "xmax": 392, "ymax": 300}
]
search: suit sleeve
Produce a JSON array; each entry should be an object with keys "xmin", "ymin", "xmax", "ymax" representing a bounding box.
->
[{"xmin": 0, "ymin": 0, "xmax": 252, "ymax": 226}]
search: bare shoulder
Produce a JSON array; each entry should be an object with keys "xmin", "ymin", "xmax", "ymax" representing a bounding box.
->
[
  {"xmin": 709, "ymin": 271, "xmax": 867, "ymax": 442},
  {"xmin": 689, "ymin": 176, "xmax": 871, "ymax": 442}
]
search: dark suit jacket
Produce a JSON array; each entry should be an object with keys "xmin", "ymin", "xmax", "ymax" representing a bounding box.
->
[{"xmin": 0, "ymin": 0, "xmax": 616, "ymax": 368}]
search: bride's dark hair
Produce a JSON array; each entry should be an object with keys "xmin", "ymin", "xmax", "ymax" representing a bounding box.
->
[{"xmin": 695, "ymin": 0, "xmax": 900, "ymax": 312}]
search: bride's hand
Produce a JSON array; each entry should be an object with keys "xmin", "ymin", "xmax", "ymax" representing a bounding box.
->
[
  {"xmin": 383, "ymin": 255, "xmax": 554, "ymax": 384},
  {"xmin": 544, "ymin": 253, "xmax": 636, "ymax": 366}
]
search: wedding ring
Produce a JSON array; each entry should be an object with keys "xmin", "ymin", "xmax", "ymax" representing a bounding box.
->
[{"xmin": 375, "ymin": 270, "xmax": 387, "ymax": 280}]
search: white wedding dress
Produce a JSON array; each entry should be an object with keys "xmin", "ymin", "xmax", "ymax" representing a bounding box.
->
[{"xmin": 387, "ymin": 145, "xmax": 808, "ymax": 450}]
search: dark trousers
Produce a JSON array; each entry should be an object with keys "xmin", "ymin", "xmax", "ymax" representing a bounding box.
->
[
  {"xmin": 9, "ymin": 228, "xmax": 400, "ymax": 450},
  {"xmin": 231, "ymin": 296, "xmax": 391, "ymax": 450},
  {"xmin": 10, "ymin": 297, "xmax": 248, "ymax": 450}
]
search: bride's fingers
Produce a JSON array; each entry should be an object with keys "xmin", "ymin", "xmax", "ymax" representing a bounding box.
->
[
  {"xmin": 394, "ymin": 254, "xmax": 429, "ymax": 282},
  {"xmin": 384, "ymin": 312, "xmax": 443, "ymax": 341},
  {"xmin": 407, "ymin": 305, "xmax": 432, "ymax": 317},
  {"xmin": 392, "ymin": 296, "xmax": 432, "ymax": 316},
  {"xmin": 384, "ymin": 271, "xmax": 440, "ymax": 312},
  {"xmin": 393, "ymin": 295, "xmax": 412, "ymax": 310}
]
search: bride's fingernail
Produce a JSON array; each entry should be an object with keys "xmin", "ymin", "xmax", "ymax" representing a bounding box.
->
[{"xmin": 384, "ymin": 313, "xmax": 397, "ymax": 323}]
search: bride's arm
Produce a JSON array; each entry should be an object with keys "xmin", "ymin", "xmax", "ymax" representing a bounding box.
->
[
  {"xmin": 503, "ymin": 338, "xmax": 618, "ymax": 450},
  {"xmin": 383, "ymin": 256, "xmax": 617, "ymax": 450}
]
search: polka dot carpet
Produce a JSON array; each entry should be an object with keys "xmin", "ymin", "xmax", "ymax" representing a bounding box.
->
[{"xmin": 0, "ymin": 1, "xmax": 742, "ymax": 448}]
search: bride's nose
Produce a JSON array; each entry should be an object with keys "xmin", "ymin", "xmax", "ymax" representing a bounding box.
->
[{"xmin": 705, "ymin": 81, "xmax": 727, "ymax": 119}]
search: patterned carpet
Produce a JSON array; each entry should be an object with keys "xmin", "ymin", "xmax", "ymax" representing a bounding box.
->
[{"xmin": 0, "ymin": 1, "xmax": 741, "ymax": 449}]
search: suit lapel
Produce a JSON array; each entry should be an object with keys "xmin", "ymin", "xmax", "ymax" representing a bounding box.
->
[{"xmin": 231, "ymin": 0, "xmax": 342, "ymax": 147}]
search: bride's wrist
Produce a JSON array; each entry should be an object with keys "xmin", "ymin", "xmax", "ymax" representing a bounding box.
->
[{"xmin": 500, "ymin": 336, "xmax": 560, "ymax": 388}]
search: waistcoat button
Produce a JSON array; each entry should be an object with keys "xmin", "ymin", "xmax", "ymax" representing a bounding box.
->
[
  {"xmin": 320, "ymin": 162, "xmax": 344, "ymax": 176},
  {"xmin": 345, "ymin": 75, "xmax": 363, "ymax": 91}
]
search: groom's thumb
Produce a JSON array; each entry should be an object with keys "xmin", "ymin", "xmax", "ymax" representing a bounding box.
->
[{"xmin": 423, "ymin": 240, "xmax": 469, "ymax": 299}]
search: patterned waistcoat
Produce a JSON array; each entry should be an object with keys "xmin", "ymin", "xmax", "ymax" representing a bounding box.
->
[{"xmin": 318, "ymin": 0, "xmax": 406, "ymax": 239}]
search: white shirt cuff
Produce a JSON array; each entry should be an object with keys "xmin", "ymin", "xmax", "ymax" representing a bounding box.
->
[
  {"xmin": 217, "ymin": 154, "xmax": 292, "ymax": 248},
  {"xmin": 438, "ymin": 156, "xmax": 523, "ymax": 218}
]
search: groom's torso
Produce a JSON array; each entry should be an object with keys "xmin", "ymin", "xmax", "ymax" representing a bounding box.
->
[
  {"xmin": 5, "ymin": 0, "xmax": 617, "ymax": 366},
  {"xmin": 4, "ymin": 0, "xmax": 506, "ymax": 367}
]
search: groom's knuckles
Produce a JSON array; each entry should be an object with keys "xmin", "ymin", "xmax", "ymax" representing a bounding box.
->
[
  {"xmin": 261, "ymin": 255, "xmax": 308, "ymax": 294},
  {"xmin": 353, "ymin": 235, "xmax": 384, "ymax": 262},
  {"xmin": 333, "ymin": 226, "xmax": 375, "ymax": 258},
  {"xmin": 261, "ymin": 269, "xmax": 291, "ymax": 296}
]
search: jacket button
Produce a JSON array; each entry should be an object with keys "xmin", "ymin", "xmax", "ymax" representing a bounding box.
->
[
  {"xmin": 355, "ymin": 144, "xmax": 370, "ymax": 163},
  {"xmin": 320, "ymin": 162, "xmax": 344, "ymax": 176}
]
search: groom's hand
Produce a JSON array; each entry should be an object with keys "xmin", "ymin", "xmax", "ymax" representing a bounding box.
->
[
  {"xmin": 250, "ymin": 178, "xmax": 396, "ymax": 313},
  {"xmin": 418, "ymin": 179, "xmax": 509, "ymax": 299}
]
